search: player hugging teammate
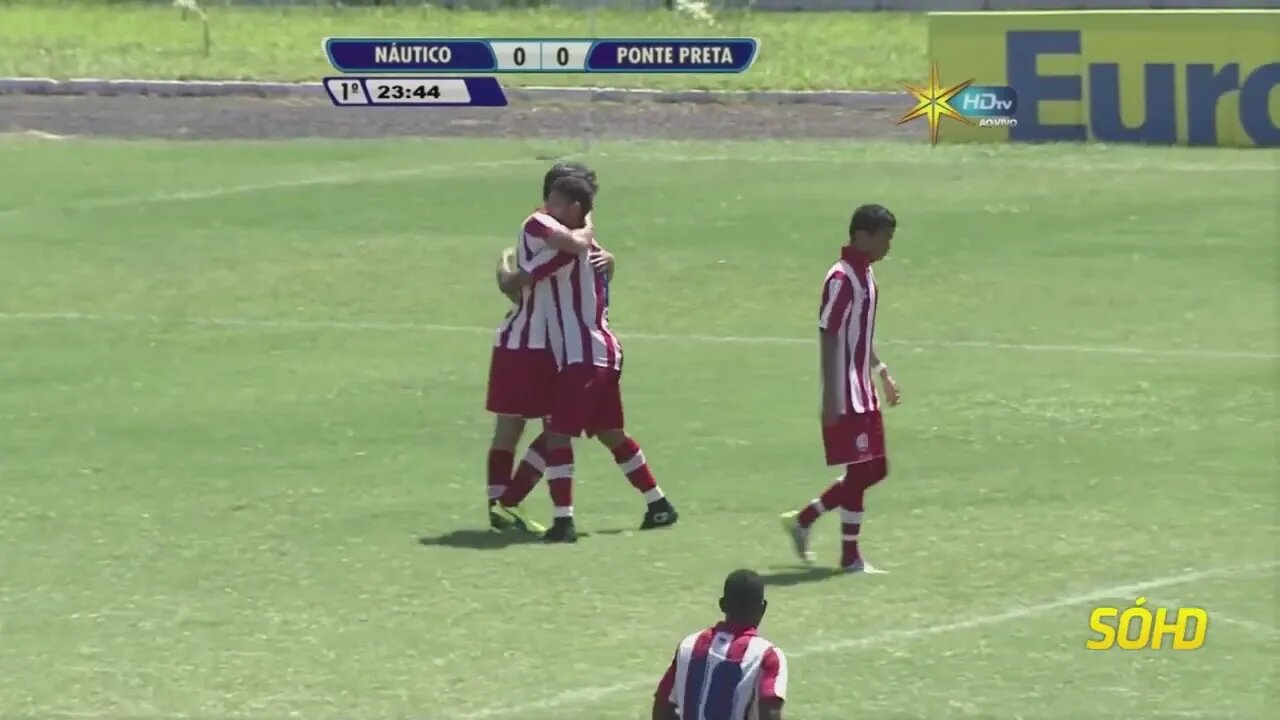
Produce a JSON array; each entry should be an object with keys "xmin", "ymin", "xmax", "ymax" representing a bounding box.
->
[
  {"xmin": 483, "ymin": 163, "xmax": 678, "ymax": 543},
  {"xmin": 479, "ymin": 167, "xmax": 903, "ymax": 571}
]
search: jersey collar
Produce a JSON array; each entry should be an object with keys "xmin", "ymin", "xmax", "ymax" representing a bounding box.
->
[
  {"xmin": 842, "ymin": 245, "xmax": 872, "ymax": 267},
  {"xmin": 714, "ymin": 621, "xmax": 759, "ymax": 636}
]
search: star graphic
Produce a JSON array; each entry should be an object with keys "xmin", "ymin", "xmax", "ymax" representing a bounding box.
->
[{"xmin": 898, "ymin": 62, "xmax": 974, "ymax": 145}]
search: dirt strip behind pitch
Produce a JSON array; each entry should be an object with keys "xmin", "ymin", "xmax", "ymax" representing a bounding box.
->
[{"xmin": 0, "ymin": 95, "xmax": 917, "ymax": 141}]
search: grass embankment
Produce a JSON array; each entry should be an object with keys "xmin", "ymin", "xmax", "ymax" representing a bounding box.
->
[{"xmin": 0, "ymin": 2, "xmax": 925, "ymax": 90}]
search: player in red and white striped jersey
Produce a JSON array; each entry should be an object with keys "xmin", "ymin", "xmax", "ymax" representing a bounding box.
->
[
  {"xmin": 653, "ymin": 569, "xmax": 787, "ymax": 720},
  {"xmin": 495, "ymin": 175, "xmax": 678, "ymax": 542},
  {"xmin": 781, "ymin": 204, "xmax": 902, "ymax": 573},
  {"xmin": 484, "ymin": 163, "xmax": 612, "ymax": 530}
]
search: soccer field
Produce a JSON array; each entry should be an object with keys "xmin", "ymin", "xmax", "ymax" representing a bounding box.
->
[{"xmin": 1, "ymin": 136, "xmax": 1277, "ymax": 719}]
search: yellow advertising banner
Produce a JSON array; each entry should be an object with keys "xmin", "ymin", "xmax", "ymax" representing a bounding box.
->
[{"xmin": 921, "ymin": 10, "xmax": 1280, "ymax": 147}]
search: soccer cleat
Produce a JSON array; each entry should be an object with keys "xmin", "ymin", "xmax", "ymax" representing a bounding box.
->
[
  {"xmin": 842, "ymin": 558, "xmax": 889, "ymax": 574},
  {"xmin": 780, "ymin": 511, "xmax": 815, "ymax": 566},
  {"xmin": 640, "ymin": 499, "xmax": 679, "ymax": 530},
  {"xmin": 489, "ymin": 500, "xmax": 515, "ymax": 531},
  {"xmin": 543, "ymin": 517, "xmax": 579, "ymax": 543},
  {"xmin": 491, "ymin": 503, "xmax": 547, "ymax": 536}
]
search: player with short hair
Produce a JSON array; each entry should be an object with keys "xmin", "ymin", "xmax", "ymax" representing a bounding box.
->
[
  {"xmin": 652, "ymin": 569, "xmax": 787, "ymax": 720},
  {"xmin": 781, "ymin": 204, "xmax": 901, "ymax": 573},
  {"xmin": 494, "ymin": 175, "xmax": 678, "ymax": 542},
  {"xmin": 484, "ymin": 163, "xmax": 610, "ymax": 533}
]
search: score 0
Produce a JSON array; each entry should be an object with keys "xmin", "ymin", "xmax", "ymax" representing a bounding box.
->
[
  {"xmin": 491, "ymin": 41, "xmax": 542, "ymax": 71},
  {"xmin": 490, "ymin": 41, "xmax": 590, "ymax": 72},
  {"xmin": 541, "ymin": 41, "xmax": 590, "ymax": 72}
]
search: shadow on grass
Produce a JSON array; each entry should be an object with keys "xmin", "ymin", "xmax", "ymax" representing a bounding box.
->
[
  {"xmin": 418, "ymin": 529, "xmax": 538, "ymax": 550},
  {"xmin": 759, "ymin": 566, "xmax": 841, "ymax": 587},
  {"xmin": 417, "ymin": 527, "xmax": 631, "ymax": 550}
]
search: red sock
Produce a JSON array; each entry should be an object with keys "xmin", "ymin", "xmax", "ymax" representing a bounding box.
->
[
  {"xmin": 499, "ymin": 434, "xmax": 548, "ymax": 507},
  {"xmin": 796, "ymin": 477, "xmax": 846, "ymax": 528},
  {"xmin": 486, "ymin": 449, "xmax": 513, "ymax": 502},
  {"xmin": 545, "ymin": 446, "xmax": 574, "ymax": 518},
  {"xmin": 840, "ymin": 460, "xmax": 886, "ymax": 566},
  {"xmin": 610, "ymin": 437, "xmax": 665, "ymax": 504},
  {"xmin": 840, "ymin": 477, "xmax": 866, "ymax": 566}
]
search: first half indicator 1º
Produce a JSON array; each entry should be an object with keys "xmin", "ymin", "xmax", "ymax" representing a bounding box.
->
[{"xmin": 324, "ymin": 77, "xmax": 508, "ymax": 107}]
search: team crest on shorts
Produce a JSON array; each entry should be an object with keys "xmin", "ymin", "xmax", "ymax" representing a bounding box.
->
[{"xmin": 856, "ymin": 433, "xmax": 870, "ymax": 451}]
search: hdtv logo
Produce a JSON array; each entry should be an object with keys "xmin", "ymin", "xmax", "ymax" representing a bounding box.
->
[
  {"xmin": 899, "ymin": 64, "xmax": 1019, "ymax": 143},
  {"xmin": 955, "ymin": 86, "xmax": 1020, "ymax": 128}
]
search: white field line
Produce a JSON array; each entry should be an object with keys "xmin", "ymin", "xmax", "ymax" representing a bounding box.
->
[
  {"xmin": 1144, "ymin": 595, "xmax": 1279, "ymax": 637},
  {"xmin": 0, "ymin": 150, "xmax": 1272, "ymax": 219},
  {"xmin": 456, "ymin": 562, "xmax": 1278, "ymax": 719},
  {"xmin": 0, "ymin": 158, "xmax": 538, "ymax": 216},
  {"xmin": 1, "ymin": 311, "xmax": 1275, "ymax": 361}
]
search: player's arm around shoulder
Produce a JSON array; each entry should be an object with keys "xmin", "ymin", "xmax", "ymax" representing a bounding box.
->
[
  {"xmin": 531, "ymin": 212, "xmax": 593, "ymax": 254},
  {"xmin": 498, "ymin": 229, "xmax": 571, "ymax": 298},
  {"xmin": 500, "ymin": 213, "xmax": 591, "ymax": 295}
]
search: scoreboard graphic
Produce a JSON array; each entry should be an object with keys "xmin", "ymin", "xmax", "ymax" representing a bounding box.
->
[{"xmin": 322, "ymin": 37, "xmax": 759, "ymax": 108}]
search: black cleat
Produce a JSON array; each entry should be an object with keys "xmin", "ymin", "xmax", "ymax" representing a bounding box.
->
[
  {"xmin": 640, "ymin": 499, "xmax": 679, "ymax": 530},
  {"xmin": 543, "ymin": 517, "xmax": 579, "ymax": 543}
]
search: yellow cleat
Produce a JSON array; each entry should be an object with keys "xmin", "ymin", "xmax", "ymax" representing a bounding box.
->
[
  {"xmin": 494, "ymin": 503, "xmax": 546, "ymax": 536},
  {"xmin": 489, "ymin": 502, "xmax": 515, "ymax": 531}
]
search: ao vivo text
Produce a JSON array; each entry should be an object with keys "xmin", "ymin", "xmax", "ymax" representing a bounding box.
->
[
  {"xmin": 1086, "ymin": 597, "xmax": 1208, "ymax": 651},
  {"xmin": 956, "ymin": 86, "xmax": 1019, "ymax": 128}
]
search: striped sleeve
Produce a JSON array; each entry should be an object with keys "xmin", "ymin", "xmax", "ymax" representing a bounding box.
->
[
  {"xmin": 519, "ymin": 214, "xmax": 574, "ymax": 280},
  {"xmin": 818, "ymin": 271, "xmax": 852, "ymax": 333},
  {"xmin": 759, "ymin": 646, "xmax": 787, "ymax": 701}
]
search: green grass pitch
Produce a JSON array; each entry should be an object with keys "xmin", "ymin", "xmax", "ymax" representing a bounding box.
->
[{"xmin": 1, "ymin": 136, "xmax": 1277, "ymax": 719}]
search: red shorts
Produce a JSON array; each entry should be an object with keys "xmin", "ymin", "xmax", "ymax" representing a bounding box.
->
[
  {"xmin": 485, "ymin": 347, "xmax": 558, "ymax": 419},
  {"xmin": 547, "ymin": 363, "xmax": 625, "ymax": 438},
  {"xmin": 823, "ymin": 410, "xmax": 887, "ymax": 467}
]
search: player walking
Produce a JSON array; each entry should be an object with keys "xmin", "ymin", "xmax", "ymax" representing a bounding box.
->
[
  {"xmin": 484, "ymin": 163, "xmax": 611, "ymax": 533},
  {"xmin": 781, "ymin": 204, "xmax": 901, "ymax": 573},
  {"xmin": 652, "ymin": 569, "xmax": 787, "ymax": 720},
  {"xmin": 494, "ymin": 175, "xmax": 678, "ymax": 542}
]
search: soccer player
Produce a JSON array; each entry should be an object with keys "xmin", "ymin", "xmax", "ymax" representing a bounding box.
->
[
  {"xmin": 484, "ymin": 163, "xmax": 611, "ymax": 533},
  {"xmin": 494, "ymin": 175, "xmax": 678, "ymax": 542},
  {"xmin": 652, "ymin": 569, "xmax": 787, "ymax": 720},
  {"xmin": 781, "ymin": 204, "xmax": 902, "ymax": 573}
]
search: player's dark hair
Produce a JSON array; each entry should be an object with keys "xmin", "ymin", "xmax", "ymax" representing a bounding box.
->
[
  {"xmin": 543, "ymin": 162, "xmax": 599, "ymax": 200},
  {"xmin": 720, "ymin": 569, "xmax": 766, "ymax": 617},
  {"xmin": 849, "ymin": 204, "xmax": 897, "ymax": 237},
  {"xmin": 548, "ymin": 175, "xmax": 595, "ymax": 214}
]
